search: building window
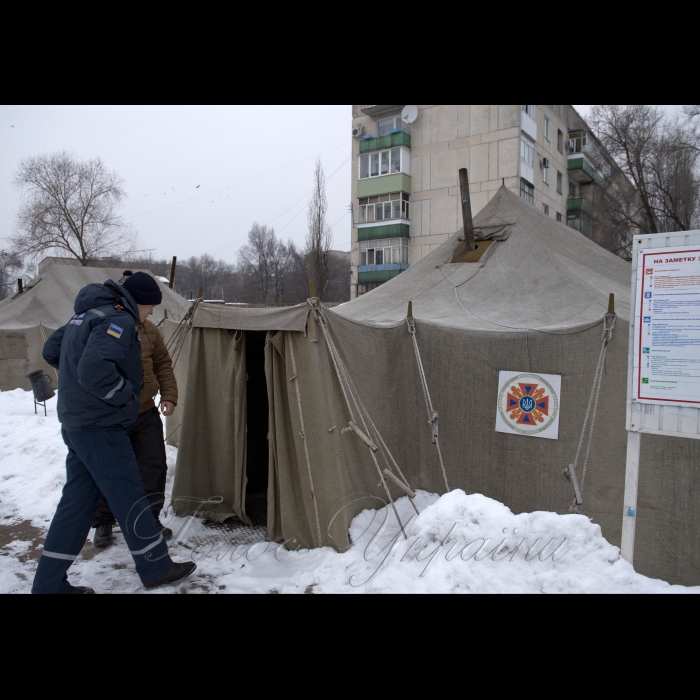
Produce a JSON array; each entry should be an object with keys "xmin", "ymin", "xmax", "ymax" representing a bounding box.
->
[
  {"xmin": 358, "ymin": 192, "xmax": 410, "ymax": 223},
  {"xmin": 522, "ymin": 105, "xmax": 535, "ymax": 119},
  {"xmin": 542, "ymin": 203, "xmax": 550, "ymax": 215},
  {"xmin": 569, "ymin": 182, "xmax": 577, "ymax": 197},
  {"xmin": 377, "ymin": 116, "xmax": 403, "ymax": 137},
  {"xmin": 557, "ymin": 171, "xmax": 563, "ymax": 194},
  {"xmin": 521, "ymin": 137, "xmax": 535, "ymax": 168},
  {"xmin": 556, "ymin": 212, "xmax": 562, "ymax": 223},
  {"xmin": 568, "ymin": 131, "xmax": 588, "ymax": 154},
  {"xmin": 359, "ymin": 238, "xmax": 409, "ymax": 266},
  {"xmin": 557, "ymin": 129, "xmax": 564, "ymax": 153},
  {"xmin": 544, "ymin": 116, "xmax": 551, "ymax": 141},
  {"xmin": 357, "ymin": 283, "xmax": 382, "ymax": 296},
  {"xmin": 359, "ymin": 148, "xmax": 410, "ymax": 180},
  {"xmin": 543, "ymin": 165, "xmax": 550, "ymax": 185},
  {"xmin": 520, "ymin": 179, "xmax": 534, "ymax": 204}
]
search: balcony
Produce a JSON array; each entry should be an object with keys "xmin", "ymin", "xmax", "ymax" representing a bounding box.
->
[
  {"xmin": 568, "ymin": 153, "xmax": 603, "ymax": 184},
  {"xmin": 358, "ymin": 264, "xmax": 409, "ymax": 285},
  {"xmin": 360, "ymin": 130, "xmax": 412, "ymax": 153},
  {"xmin": 358, "ymin": 223, "xmax": 410, "ymax": 242},
  {"xmin": 361, "ymin": 105, "xmax": 406, "ymax": 117},
  {"xmin": 358, "ymin": 173, "xmax": 411, "ymax": 198}
]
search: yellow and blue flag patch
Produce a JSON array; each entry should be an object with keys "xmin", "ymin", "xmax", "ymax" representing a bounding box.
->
[{"xmin": 107, "ymin": 323, "xmax": 124, "ymax": 339}]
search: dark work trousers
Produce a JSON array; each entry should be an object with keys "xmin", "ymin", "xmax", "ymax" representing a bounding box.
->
[
  {"xmin": 93, "ymin": 408, "xmax": 168, "ymax": 527},
  {"xmin": 32, "ymin": 428, "xmax": 173, "ymax": 594}
]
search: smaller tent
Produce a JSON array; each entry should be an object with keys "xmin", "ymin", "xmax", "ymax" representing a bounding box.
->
[{"xmin": 0, "ymin": 260, "xmax": 190, "ymax": 392}]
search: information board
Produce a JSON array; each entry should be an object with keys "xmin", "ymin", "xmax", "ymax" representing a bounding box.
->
[{"xmin": 633, "ymin": 245, "xmax": 700, "ymax": 407}]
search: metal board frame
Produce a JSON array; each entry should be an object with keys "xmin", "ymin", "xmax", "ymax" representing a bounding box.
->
[{"xmin": 622, "ymin": 230, "xmax": 700, "ymax": 565}]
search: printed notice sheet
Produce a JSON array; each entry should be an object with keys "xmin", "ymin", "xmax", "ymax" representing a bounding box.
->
[{"xmin": 634, "ymin": 245, "xmax": 700, "ymax": 406}]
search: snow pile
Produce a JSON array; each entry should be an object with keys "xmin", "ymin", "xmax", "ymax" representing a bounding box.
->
[
  {"xmin": 0, "ymin": 389, "xmax": 67, "ymax": 527},
  {"xmin": 1, "ymin": 388, "xmax": 698, "ymax": 594}
]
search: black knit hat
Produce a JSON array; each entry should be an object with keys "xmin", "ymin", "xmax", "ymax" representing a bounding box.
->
[{"xmin": 121, "ymin": 272, "xmax": 163, "ymax": 306}]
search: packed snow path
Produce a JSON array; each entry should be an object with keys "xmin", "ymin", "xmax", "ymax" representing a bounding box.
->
[{"xmin": 0, "ymin": 389, "xmax": 696, "ymax": 594}]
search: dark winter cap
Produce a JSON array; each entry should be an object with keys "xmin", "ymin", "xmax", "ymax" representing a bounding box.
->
[{"xmin": 121, "ymin": 272, "xmax": 163, "ymax": 306}]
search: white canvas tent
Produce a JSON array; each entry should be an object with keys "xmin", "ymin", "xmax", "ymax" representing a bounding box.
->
[
  {"xmin": 86, "ymin": 188, "xmax": 699, "ymax": 586},
  {"xmin": 0, "ymin": 260, "xmax": 190, "ymax": 392}
]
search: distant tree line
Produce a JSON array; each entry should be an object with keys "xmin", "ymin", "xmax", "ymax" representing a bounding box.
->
[
  {"xmin": 2, "ymin": 152, "xmax": 349, "ymax": 304},
  {"xmin": 96, "ymin": 234, "xmax": 350, "ymax": 305}
]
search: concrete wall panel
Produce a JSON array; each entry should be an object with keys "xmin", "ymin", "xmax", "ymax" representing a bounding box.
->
[
  {"xmin": 489, "ymin": 142, "xmax": 499, "ymax": 181},
  {"xmin": 458, "ymin": 105, "xmax": 470, "ymax": 139},
  {"xmin": 499, "ymin": 105, "xmax": 520, "ymax": 130},
  {"xmin": 422, "ymin": 198, "xmax": 431, "ymax": 238},
  {"xmin": 431, "ymin": 196, "xmax": 458, "ymax": 235},
  {"xmin": 431, "ymin": 149, "xmax": 458, "ymax": 190},
  {"xmin": 431, "ymin": 105, "xmax": 459, "ymax": 144},
  {"xmin": 470, "ymin": 105, "xmax": 491, "ymax": 136},
  {"xmin": 422, "ymin": 155, "xmax": 431, "ymax": 192},
  {"xmin": 470, "ymin": 143, "xmax": 490, "ymax": 183},
  {"xmin": 499, "ymin": 137, "xmax": 519, "ymax": 179}
]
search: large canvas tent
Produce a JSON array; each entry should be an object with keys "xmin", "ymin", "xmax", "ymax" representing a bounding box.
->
[
  {"xmin": 173, "ymin": 187, "xmax": 699, "ymax": 585},
  {"xmin": 0, "ymin": 260, "xmax": 190, "ymax": 392}
]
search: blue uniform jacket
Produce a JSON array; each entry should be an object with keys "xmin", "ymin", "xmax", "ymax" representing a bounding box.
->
[{"xmin": 43, "ymin": 281, "xmax": 143, "ymax": 431}]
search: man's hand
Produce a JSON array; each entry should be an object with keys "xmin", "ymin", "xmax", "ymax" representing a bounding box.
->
[{"xmin": 161, "ymin": 401, "xmax": 176, "ymax": 417}]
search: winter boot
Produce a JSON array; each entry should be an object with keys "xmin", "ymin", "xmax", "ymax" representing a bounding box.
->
[
  {"xmin": 158, "ymin": 520, "xmax": 173, "ymax": 541},
  {"xmin": 144, "ymin": 562, "xmax": 197, "ymax": 590},
  {"xmin": 94, "ymin": 523, "xmax": 114, "ymax": 548},
  {"xmin": 62, "ymin": 586, "xmax": 96, "ymax": 594}
]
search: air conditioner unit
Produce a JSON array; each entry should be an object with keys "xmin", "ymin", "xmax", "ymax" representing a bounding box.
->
[
  {"xmin": 542, "ymin": 158, "xmax": 550, "ymax": 168},
  {"xmin": 352, "ymin": 125, "xmax": 365, "ymax": 139}
]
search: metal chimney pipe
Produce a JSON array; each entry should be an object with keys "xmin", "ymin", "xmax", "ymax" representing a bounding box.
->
[
  {"xmin": 459, "ymin": 168, "xmax": 476, "ymax": 253},
  {"xmin": 169, "ymin": 256, "xmax": 177, "ymax": 290}
]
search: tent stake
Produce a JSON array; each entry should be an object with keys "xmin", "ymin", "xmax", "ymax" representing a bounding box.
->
[{"xmin": 349, "ymin": 421, "xmax": 378, "ymax": 452}]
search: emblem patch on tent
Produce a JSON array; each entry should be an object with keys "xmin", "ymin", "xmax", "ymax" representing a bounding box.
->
[
  {"xmin": 496, "ymin": 372, "xmax": 561, "ymax": 440},
  {"xmin": 107, "ymin": 324, "xmax": 124, "ymax": 339}
]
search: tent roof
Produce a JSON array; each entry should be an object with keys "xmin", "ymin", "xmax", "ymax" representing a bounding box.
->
[
  {"xmin": 333, "ymin": 186, "xmax": 632, "ymax": 333},
  {"xmin": 0, "ymin": 262, "xmax": 190, "ymax": 331}
]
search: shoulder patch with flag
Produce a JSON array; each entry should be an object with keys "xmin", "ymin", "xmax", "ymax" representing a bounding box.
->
[{"xmin": 107, "ymin": 323, "xmax": 124, "ymax": 339}]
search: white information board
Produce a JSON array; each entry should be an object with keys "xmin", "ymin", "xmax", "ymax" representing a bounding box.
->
[
  {"xmin": 623, "ymin": 231, "xmax": 700, "ymax": 566},
  {"xmin": 633, "ymin": 245, "xmax": 700, "ymax": 407}
]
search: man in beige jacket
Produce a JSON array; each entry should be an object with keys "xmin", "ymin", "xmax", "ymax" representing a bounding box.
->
[{"xmin": 92, "ymin": 272, "xmax": 178, "ymax": 549}]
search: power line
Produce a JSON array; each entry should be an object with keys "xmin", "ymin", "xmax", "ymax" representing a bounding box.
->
[
  {"xmin": 130, "ymin": 141, "xmax": 350, "ymax": 221},
  {"xmin": 212, "ymin": 155, "xmax": 352, "ymax": 256}
]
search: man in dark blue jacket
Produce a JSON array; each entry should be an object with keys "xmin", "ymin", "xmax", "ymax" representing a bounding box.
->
[{"xmin": 32, "ymin": 276, "xmax": 196, "ymax": 594}]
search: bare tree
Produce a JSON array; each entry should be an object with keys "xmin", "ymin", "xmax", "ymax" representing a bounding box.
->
[
  {"xmin": 0, "ymin": 250, "xmax": 23, "ymax": 300},
  {"xmin": 589, "ymin": 105, "xmax": 700, "ymax": 235},
  {"xmin": 306, "ymin": 158, "xmax": 333, "ymax": 300},
  {"xmin": 11, "ymin": 152, "xmax": 138, "ymax": 266},
  {"xmin": 238, "ymin": 223, "xmax": 280, "ymax": 303}
]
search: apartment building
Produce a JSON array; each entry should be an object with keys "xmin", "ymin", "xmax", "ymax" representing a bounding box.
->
[{"xmin": 350, "ymin": 104, "xmax": 633, "ymax": 298}]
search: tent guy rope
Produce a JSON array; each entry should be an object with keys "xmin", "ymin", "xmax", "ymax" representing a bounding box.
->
[
  {"xmin": 406, "ymin": 304, "xmax": 451, "ymax": 494},
  {"xmin": 309, "ymin": 299, "xmax": 419, "ymax": 537},
  {"xmin": 565, "ymin": 296, "xmax": 617, "ymax": 513}
]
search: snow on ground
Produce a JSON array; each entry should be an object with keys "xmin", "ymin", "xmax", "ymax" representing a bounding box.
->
[{"xmin": 0, "ymin": 388, "xmax": 697, "ymax": 595}]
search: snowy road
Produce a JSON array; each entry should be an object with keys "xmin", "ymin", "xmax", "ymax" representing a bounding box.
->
[{"xmin": 0, "ymin": 389, "xmax": 697, "ymax": 594}]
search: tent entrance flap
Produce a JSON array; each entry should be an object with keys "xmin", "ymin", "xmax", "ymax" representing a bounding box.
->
[{"xmin": 245, "ymin": 332, "xmax": 269, "ymax": 513}]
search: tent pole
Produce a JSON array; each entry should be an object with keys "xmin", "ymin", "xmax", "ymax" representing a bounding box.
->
[
  {"xmin": 169, "ymin": 256, "xmax": 177, "ymax": 290},
  {"xmin": 459, "ymin": 168, "xmax": 476, "ymax": 253},
  {"xmin": 621, "ymin": 430, "xmax": 641, "ymax": 565}
]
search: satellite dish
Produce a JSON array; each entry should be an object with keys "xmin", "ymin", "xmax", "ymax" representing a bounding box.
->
[{"xmin": 402, "ymin": 105, "xmax": 419, "ymax": 125}]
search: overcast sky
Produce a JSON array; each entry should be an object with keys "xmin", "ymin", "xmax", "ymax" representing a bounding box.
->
[{"xmin": 0, "ymin": 105, "xmax": 686, "ymax": 266}]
